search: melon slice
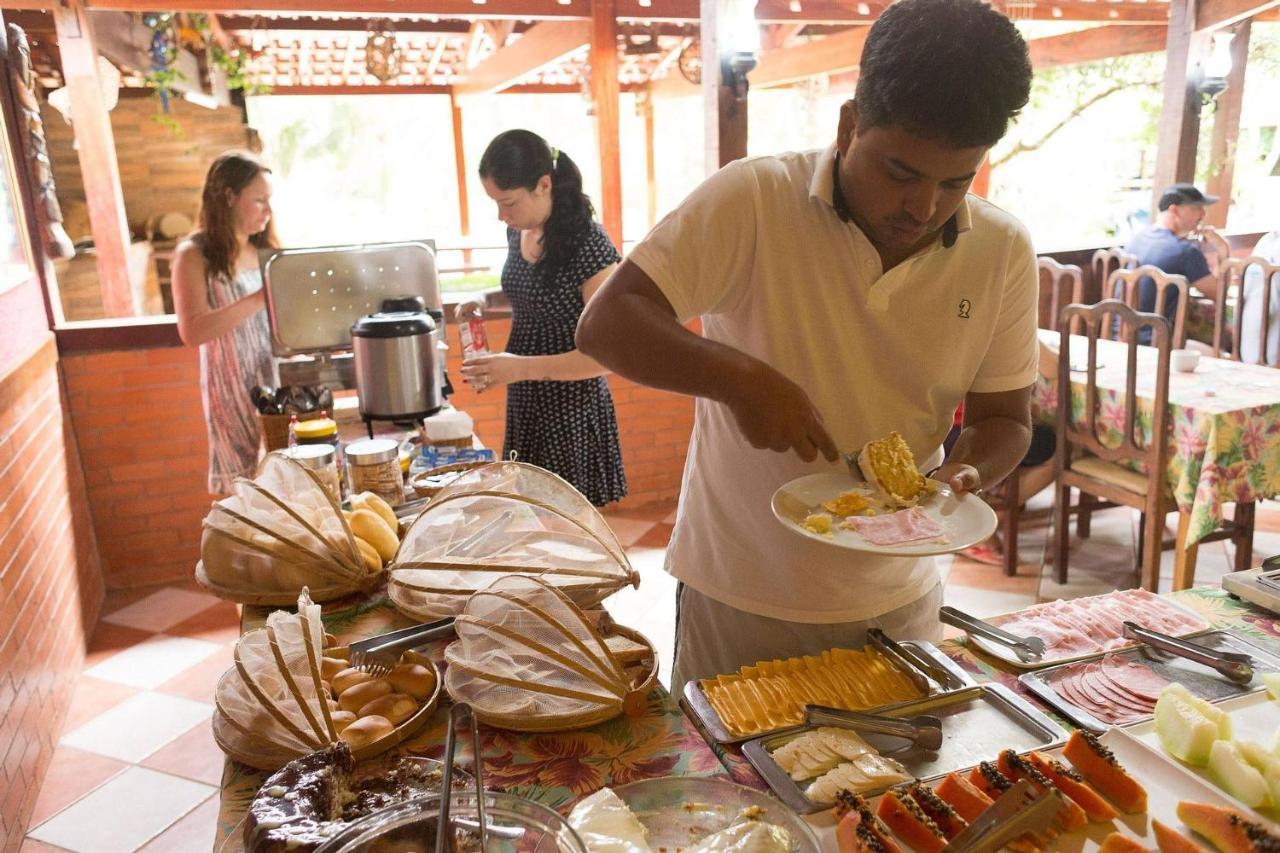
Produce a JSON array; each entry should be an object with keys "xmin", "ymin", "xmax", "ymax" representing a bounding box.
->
[
  {"xmin": 1208, "ymin": 739, "xmax": 1271, "ymax": 808},
  {"xmin": 1234, "ymin": 739, "xmax": 1280, "ymax": 806},
  {"xmin": 1262, "ymin": 671, "xmax": 1280, "ymax": 701},
  {"xmin": 1156, "ymin": 689, "xmax": 1221, "ymax": 766},
  {"xmin": 1177, "ymin": 800, "xmax": 1280, "ymax": 853},
  {"xmin": 1164, "ymin": 684, "xmax": 1232, "ymax": 739}
]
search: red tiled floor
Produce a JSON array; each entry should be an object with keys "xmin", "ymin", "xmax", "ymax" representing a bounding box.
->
[
  {"xmin": 27, "ymin": 746, "xmax": 128, "ymax": 828},
  {"xmin": 21, "ymin": 838, "xmax": 71, "ymax": 852},
  {"xmin": 140, "ymin": 723, "xmax": 225, "ymax": 787},
  {"xmin": 84, "ymin": 623, "xmax": 157, "ymax": 669},
  {"xmin": 166, "ymin": 601, "xmax": 241, "ymax": 646},
  {"xmin": 946, "ymin": 557, "xmax": 1043, "ymax": 593},
  {"xmin": 632, "ymin": 523, "xmax": 676, "ymax": 549},
  {"xmin": 61, "ymin": 676, "xmax": 140, "ymax": 731},
  {"xmin": 155, "ymin": 643, "xmax": 234, "ymax": 704},
  {"xmin": 137, "ymin": 794, "xmax": 219, "ymax": 853},
  {"xmin": 605, "ymin": 502, "xmax": 680, "ymax": 522},
  {"xmin": 100, "ymin": 586, "xmax": 167, "ymax": 616}
]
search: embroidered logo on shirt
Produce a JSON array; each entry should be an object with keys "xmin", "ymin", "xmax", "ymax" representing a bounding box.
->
[{"xmin": 958, "ymin": 299, "xmax": 972, "ymax": 319}]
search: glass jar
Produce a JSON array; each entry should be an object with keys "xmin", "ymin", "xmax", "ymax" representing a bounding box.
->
[
  {"xmin": 346, "ymin": 438, "xmax": 404, "ymax": 507},
  {"xmin": 282, "ymin": 444, "xmax": 341, "ymax": 503},
  {"xmin": 295, "ymin": 415, "xmax": 344, "ymax": 493}
]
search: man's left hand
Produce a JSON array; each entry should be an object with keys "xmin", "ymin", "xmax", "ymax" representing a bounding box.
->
[{"xmin": 931, "ymin": 461, "xmax": 982, "ymax": 494}]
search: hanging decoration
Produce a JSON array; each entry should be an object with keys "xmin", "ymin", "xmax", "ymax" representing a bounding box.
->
[
  {"xmin": 678, "ymin": 39, "xmax": 702, "ymax": 85},
  {"xmin": 142, "ymin": 11, "xmax": 179, "ymax": 113},
  {"xmin": 365, "ymin": 20, "xmax": 402, "ymax": 83}
]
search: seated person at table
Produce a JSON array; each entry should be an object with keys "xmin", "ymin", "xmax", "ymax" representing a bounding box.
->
[
  {"xmin": 1121, "ymin": 183, "xmax": 1227, "ymax": 345},
  {"xmin": 1239, "ymin": 230, "xmax": 1280, "ymax": 365}
]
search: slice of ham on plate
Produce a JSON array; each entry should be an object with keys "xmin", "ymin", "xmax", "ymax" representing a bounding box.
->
[{"xmin": 842, "ymin": 508, "xmax": 947, "ymax": 546}]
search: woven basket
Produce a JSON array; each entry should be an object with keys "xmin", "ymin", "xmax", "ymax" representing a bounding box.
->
[
  {"xmin": 408, "ymin": 461, "xmax": 490, "ymax": 499},
  {"xmin": 259, "ymin": 409, "xmax": 325, "ymax": 452}
]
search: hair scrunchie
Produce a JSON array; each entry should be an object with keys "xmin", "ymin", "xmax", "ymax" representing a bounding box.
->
[{"xmin": 549, "ymin": 146, "xmax": 560, "ymax": 168}]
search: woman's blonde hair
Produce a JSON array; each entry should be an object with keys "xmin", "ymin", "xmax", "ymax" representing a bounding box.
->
[{"xmin": 194, "ymin": 151, "xmax": 279, "ymax": 281}]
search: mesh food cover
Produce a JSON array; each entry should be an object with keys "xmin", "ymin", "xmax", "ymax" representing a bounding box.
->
[
  {"xmin": 388, "ymin": 466, "xmax": 637, "ymax": 621},
  {"xmin": 197, "ymin": 453, "xmax": 377, "ymax": 605},
  {"xmin": 213, "ymin": 589, "xmax": 341, "ymax": 770},
  {"xmin": 444, "ymin": 575, "xmax": 655, "ymax": 731}
]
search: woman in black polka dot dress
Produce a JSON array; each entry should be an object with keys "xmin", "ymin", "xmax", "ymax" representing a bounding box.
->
[{"xmin": 457, "ymin": 130, "xmax": 626, "ymax": 506}]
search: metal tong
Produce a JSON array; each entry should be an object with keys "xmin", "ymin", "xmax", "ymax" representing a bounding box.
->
[
  {"xmin": 942, "ymin": 779, "xmax": 1065, "ymax": 852},
  {"xmin": 940, "ymin": 606, "xmax": 1047, "ymax": 663},
  {"xmin": 1122, "ymin": 621, "xmax": 1254, "ymax": 685},
  {"xmin": 867, "ymin": 628, "xmax": 965, "ymax": 692},
  {"xmin": 804, "ymin": 704, "xmax": 944, "ymax": 752},
  {"xmin": 349, "ymin": 618, "xmax": 456, "ymax": 676},
  {"xmin": 436, "ymin": 702, "xmax": 487, "ymax": 853}
]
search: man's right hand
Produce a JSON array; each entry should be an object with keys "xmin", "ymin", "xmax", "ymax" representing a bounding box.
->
[{"xmin": 721, "ymin": 358, "xmax": 839, "ymax": 462}]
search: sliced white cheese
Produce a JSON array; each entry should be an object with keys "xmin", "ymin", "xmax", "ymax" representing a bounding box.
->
[{"xmin": 566, "ymin": 788, "xmax": 652, "ymax": 853}]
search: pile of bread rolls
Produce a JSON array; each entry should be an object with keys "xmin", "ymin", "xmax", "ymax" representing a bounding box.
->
[
  {"xmin": 318, "ymin": 652, "xmax": 437, "ymax": 750},
  {"xmin": 343, "ymin": 491, "xmax": 402, "ymax": 574}
]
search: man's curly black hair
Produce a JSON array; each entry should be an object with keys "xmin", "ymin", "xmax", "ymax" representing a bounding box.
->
[{"xmin": 854, "ymin": 0, "xmax": 1032, "ymax": 149}]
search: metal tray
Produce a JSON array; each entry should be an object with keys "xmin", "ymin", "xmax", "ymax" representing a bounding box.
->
[
  {"xmin": 681, "ymin": 640, "xmax": 974, "ymax": 744},
  {"xmin": 742, "ymin": 684, "xmax": 1067, "ymax": 814},
  {"xmin": 964, "ymin": 594, "xmax": 1210, "ymax": 670},
  {"xmin": 262, "ymin": 240, "xmax": 440, "ymax": 356},
  {"xmin": 1019, "ymin": 629, "xmax": 1280, "ymax": 732}
]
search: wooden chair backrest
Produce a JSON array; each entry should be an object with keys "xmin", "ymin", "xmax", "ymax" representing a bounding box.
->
[
  {"xmin": 1058, "ymin": 299, "xmax": 1172, "ymax": 488},
  {"xmin": 1091, "ymin": 247, "xmax": 1136, "ymax": 297},
  {"xmin": 1106, "ymin": 265, "xmax": 1189, "ymax": 348},
  {"xmin": 1037, "ymin": 257, "xmax": 1084, "ymax": 332},
  {"xmin": 1215, "ymin": 255, "xmax": 1280, "ymax": 365}
]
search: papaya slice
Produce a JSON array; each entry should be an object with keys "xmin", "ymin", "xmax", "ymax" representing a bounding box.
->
[
  {"xmin": 1027, "ymin": 750, "xmax": 1119, "ymax": 822},
  {"xmin": 876, "ymin": 788, "xmax": 948, "ymax": 853},
  {"xmin": 935, "ymin": 772, "xmax": 994, "ymax": 822},
  {"xmin": 905, "ymin": 782, "xmax": 968, "ymax": 840},
  {"xmin": 998, "ymin": 749, "xmax": 1088, "ymax": 831},
  {"xmin": 1152, "ymin": 819, "xmax": 1208, "ymax": 853},
  {"xmin": 1176, "ymin": 800, "xmax": 1280, "ymax": 853},
  {"xmin": 968, "ymin": 761, "xmax": 1016, "ymax": 800},
  {"xmin": 1063, "ymin": 730, "xmax": 1148, "ymax": 814},
  {"xmin": 834, "ymin": 791, "xmax": 901, "ymax": 853},
  {"xmin": 837, "ymin": 809, "xmax": 893, "ymax": 853},
  {"xmin": 1100, "ymin": 831, "xmax": 1154, "ymax": 852}
]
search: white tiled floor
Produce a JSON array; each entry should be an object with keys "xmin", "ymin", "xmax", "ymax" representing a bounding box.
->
[
  {"xmin": 84, "ymin": 635, "xmax": 224, "ymax": 690},
  {"xmin": 60, "ymin": 693, "xmax": 213, "ymax": 763},
  {"xmin": 101, "ymin": 589, "xmax": 226, "ymax": 633}
]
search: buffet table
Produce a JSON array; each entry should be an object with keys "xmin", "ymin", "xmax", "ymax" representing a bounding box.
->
[{"xmin": 213, "ymin": 584, "xmax": 1280, "ymax": 850}]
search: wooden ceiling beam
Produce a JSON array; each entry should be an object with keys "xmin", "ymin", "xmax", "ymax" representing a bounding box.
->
[
  {"xmin": 1196, "ymin": 0, "xmax": 1279, "ymax": 29},
  {"xmin": 453, "ymin": 19, "xmax": 590, "ymax": 98},
  {"xmin": 1028, "ymin": 24, "xmax": 1168, "ymax": 68},
  {"xmin": 748, "ymin": 24, "xmax": 869, "ymax": 88}
]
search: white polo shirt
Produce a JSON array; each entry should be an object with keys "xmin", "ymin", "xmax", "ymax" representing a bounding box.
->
[{"xmin": 626, "ymin": 145, "xmax": 1039, "ymax": 623}]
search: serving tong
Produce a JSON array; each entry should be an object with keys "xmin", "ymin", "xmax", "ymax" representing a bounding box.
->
[
  {"xmin": 349, "ymin": 618, "xmax": 456, "ymax": 676},
  {"xmin": 867, "ymin": 628, "xmax": 965, "ymax": 692},
  {"xmin": 1122, "ymin": 620, "xmax": 1255, "ymax": 685},
  {"xmin": 940, "ymin": 606, "xmax": 1047, "ymax": 663},
  {"xmin": 804, "ymin": 704, "xmax": 944, "ymax": 752},
  {"xmin": 435, "ymin": 702, "xmax": 489, "ymax": 853},
  {"xmin": 942, "ymin": 778, "xmax": 1065, "ymax": 853}
]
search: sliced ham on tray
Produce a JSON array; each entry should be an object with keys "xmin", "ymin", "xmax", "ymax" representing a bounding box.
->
[
  {"xmin": 842, "ymin": 508, "xmax": 946, "ymax": 546},
  {"xmin": 1049, "ymin": 656, "xmax": 1169, "ymax": 725}
]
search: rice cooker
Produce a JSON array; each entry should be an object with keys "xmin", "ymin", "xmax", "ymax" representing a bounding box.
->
[{"xmin": 351, "ymin": 298, "xmax": 443, "ymax": 424}]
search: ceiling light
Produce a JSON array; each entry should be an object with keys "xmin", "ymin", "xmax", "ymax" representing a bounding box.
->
[{"xmin": 857, "ymin": 3, "xmax": 871, "ymax": 13}]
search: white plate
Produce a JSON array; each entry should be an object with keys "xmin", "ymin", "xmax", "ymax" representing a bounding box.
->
[
  {"xmin": 771, "ymin": 473, "xmax": 997, "ymax": 556},
  {"xmin": 803, "ymin": 727, "xmax": 1265, "ymax": 852},
  {"xmin": 1128, "ymin": 689, "xmax": 1280, "ymax": 827}
]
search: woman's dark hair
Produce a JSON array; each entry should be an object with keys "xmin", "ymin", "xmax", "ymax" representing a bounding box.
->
[
  {"xmin": 854, "ymin": 0, "xmax": 1032, "ymax": 149},
  {"xmin": 194, "ymin": 151, "xmax": 279, "ymax": 282},
  {"xmin": 479, "ymin": 129, "xmax": 595, "ymax": 273}
]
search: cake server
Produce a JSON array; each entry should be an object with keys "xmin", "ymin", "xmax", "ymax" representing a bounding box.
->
[
  {"xmin": 1122, "ymin": 620, "xmax": 1254, "ymax": 684},
  {"xmin": 939, "ymin": 606, "xmax": 1047, "ymax": 663}
]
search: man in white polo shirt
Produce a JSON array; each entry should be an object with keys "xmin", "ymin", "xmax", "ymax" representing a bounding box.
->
[{"xmin": 577, "ymin": 0, "xmax": 1038, "ymax": 695}]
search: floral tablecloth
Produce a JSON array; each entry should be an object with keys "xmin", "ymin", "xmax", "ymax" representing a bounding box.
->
[
  {"xmin": 213, "ymin": 590, "xmax": 727, "ymax": 851},
  {"xmin": 1033, "ymin": 329, "xmax": 1280, "ymax": 546}
]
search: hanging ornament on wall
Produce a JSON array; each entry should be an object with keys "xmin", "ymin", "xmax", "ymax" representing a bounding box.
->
[
  {"xmin": 143, "ymin": 12, "xmax": 178, "ymax": 113},
  {"xmin": 365, "ymin": 20, "xmax": 402, "ymax": 83},
  {"xmin": 677, "ymin": 39, "xmax": 702, "ymax": 85}
]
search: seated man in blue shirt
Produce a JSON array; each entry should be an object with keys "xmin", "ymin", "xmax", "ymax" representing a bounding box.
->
[{"xmin": 1122, "ymin": 183, "xmax": 1228, "ymax": 344}]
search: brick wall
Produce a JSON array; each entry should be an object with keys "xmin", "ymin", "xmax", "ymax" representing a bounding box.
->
[
  {"xmin": 0, "ymin": 336, "xmax": 103, "ymax": 847},
  {"xmin": 61, "ymin": 315, "xmax": 693, "ymax": 589},
  {"xmin": 44, "ymin": 95, "xmax": 251, "ymax": 241}
]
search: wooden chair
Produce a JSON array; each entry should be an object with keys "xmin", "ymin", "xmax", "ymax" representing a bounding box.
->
[
  {"xmin": 1106, "ymin": 265, "xmax": 1189, "ymax": 348},
  {"xmin": 1091, "ymin": 247, "xmax": 1136, "ymax": 300},
  {"xmin": 1053, "ymin": 300, "xmax": 1172, "ymax": 591},
  {"xmin": 1214, "ymin": 255, "xmax": 1280, "ymax": 365},
  {"xmin": 1037, "ymin": 257, "xmax": 1084, "ymax": 332}
]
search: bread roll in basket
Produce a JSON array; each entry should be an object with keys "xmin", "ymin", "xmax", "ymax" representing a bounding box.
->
[
  {"xmin": 387, "ymin": 462, "xmax": 638, "ymax": 621},
  {"xmin": 197, "ymin": 453, "xmax": 380, "ymax": 605},
  {"xmin": 444, "ymin": 574, "xmax": 658, "ymax": 732}
]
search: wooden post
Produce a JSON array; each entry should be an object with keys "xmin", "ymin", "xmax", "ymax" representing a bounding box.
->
[
  {"xmin": 1204, "ymin": 19, "xmax": 1251, "ymax": 229},
  {"xmin": 590, "ymin": 0, "xmax": 623, "ymax": 248},
  {"xmin": 1151, "ymin": 0, "xmax": 1204, "ymax": 214},
  {"xmin": 701, "ymin": 0, "xmax": 753, "ymax": 172},
  {"xmin": 52, "ymin": 2, "xmax": 134, "ymax": 317},
  {"xmin": 971, "ymin": 157, "xmax": 992, "ymax": 198},
  {"xmin": 641, "ymin": 92, "xmax": 657, "ymax": 228},
  {"xmin": 448, "ymin": 88, "xmax": 472, "ymax": 265}
]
